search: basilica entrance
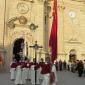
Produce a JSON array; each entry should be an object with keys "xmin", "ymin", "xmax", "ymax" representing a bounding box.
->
[
  {"xmin": 69, "ymin": 49, "xmax": 77, "ymax": 62},
  {"xmin": 13, "ymin": 38, "xmax": 24, "ymax": 60}
]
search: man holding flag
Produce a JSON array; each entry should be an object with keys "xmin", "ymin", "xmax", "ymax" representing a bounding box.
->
[
  {"xmin": 49, "ymin": 0, "xmax": 58, "ymax": 84},
  {"xmin": 49, "ymin": 0, "xmax": 58, "ymax": 63},
  {"xmin": 41, "ymin": 0, "xmax": 58, "ymax": 85}
]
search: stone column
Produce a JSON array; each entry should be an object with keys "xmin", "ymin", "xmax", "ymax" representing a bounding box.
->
[{"xmin": 43, "ymin": 0, "xmax": 49, "ymax": 54}]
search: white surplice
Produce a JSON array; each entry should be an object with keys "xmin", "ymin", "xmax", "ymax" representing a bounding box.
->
[
  {"xmin": 10, "ymin": 68, "xmax": 16, "ymax": 80},
  {"xmin": 51, "ymin": 65, "xmax": 58, "ymax": 85},
  {"xmin": 15, "ymin": 66, "xmax": 22, "ymax": 85},
  {"xmin": 41, "ymin": 74, "xmax": 50, "ymax": 85}
]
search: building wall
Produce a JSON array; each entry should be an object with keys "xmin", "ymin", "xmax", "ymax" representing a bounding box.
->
[
  {"xmin": 0, "ymin": 0, "xmax": 45, "ymax": 70},
  {"xmin": 0, "ymin": 0, "xmax": 85, "ymax": 70},
  {"xmin": 57, "ymin": 0, "xmax": 85, "ymax": 61},
  {"xmin": 0, "ymin": 0, "xmax": 5, "ymax": 45}
]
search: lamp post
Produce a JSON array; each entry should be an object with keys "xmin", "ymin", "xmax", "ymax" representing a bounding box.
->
[{"xmin": 29, "ymin": 41, "xmax": 42, "ymax": 85}]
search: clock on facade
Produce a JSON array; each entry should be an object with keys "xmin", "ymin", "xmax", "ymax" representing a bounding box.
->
[
  {"xmin": 69, "ymin": 11, "xmax": 76, "ymax": 18},
  {"xmin": 17, "ymin": 2, "xmax": 29, "ymax": 14}
]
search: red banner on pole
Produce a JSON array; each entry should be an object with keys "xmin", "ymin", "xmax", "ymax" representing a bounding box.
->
[{"xmin": 49, "ymin": 0, "xmax": 58, "ymax": 62}]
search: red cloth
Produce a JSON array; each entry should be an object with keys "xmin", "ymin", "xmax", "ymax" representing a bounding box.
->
[
  {"xmin": 21, "ymin": 61, "xmax": 27, "ymax": 68},
  {"xmin": 29, "ymin": 62, "xmax": 40, "ymax": 70},
  {"xmin": 41, "ymin": 63, "xmax": 51, "ymax": 74},
  {"xmin": 50, "ymin": 72, "xmax": 55, "ymax": 84},
  {"xmin": 29, "ymin": 62, "xmax": 32, "ymax": 68},
  {"xmin": 16, "ymin": 61, "xmax": 21, "ymax": 67},
  {"xmin": 10, "ymin": 62, "xmax": 17, "ymax": 68},
  {"xmin": 49, "ymin": 0, "xmax": 58, "ymax": 62},
  {"xmin": 39, "ymin": 62, "xmax": 45, "ymax": 68}
]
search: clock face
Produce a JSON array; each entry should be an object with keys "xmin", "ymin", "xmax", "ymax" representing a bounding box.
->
[
  {"xmin": 69, "ymin": 11, "xmax": 76, "ymax": 18},
  {"xmin": 17, "ymin": 2, "xmax": 29, "ymax": 14}
]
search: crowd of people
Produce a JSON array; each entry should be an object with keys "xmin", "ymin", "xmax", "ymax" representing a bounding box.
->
[
  {"xmin": 10, "ymin": 56, "xmax": 58, "ymax": 85},
  {"xmin": 55, "ymin": 60, "xmax": 85, "ymax": 77},
  {"xmin": 67, "ymin": 60, "xmax": 85, "ymax": 77},
  {"xmin": 10, "ymin": 52, "xmax": 85, "ymax": 85}
]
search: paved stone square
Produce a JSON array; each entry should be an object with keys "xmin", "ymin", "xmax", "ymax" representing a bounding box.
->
[{"xmin": 0, "ymin": 71, "xmax": 85, "ymax": 85}]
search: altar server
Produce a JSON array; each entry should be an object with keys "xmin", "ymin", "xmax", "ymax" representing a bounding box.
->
[
  {"xmin": 10, "ymin": 58, "xmax": 17, "ymax": 80},
  {"xmin": 41, "ymin": 57, "xmax": 51, "ymax": 85},
  {"xmin": 15, "ymin": 61, "xmax": 22, "ymax": 85},
  {"xmin": 30, "ymin": 58, "xmax": 40, "ymax": 85}
]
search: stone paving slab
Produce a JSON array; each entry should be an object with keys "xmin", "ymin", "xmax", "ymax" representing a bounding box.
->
[{"xmin": 0, "ymin": 71, "xmax": 85, "ymax": 85}]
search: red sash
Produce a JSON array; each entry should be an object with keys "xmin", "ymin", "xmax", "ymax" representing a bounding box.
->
[{"xmin": 50, "ymin": 72, "xmax": 55, "ymax": 84}]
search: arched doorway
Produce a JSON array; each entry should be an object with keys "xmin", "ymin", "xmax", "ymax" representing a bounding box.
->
[
  {"xmin": 13, "ymin": 38, "xmax": 24, "ymax": 61},
  {"xmin": 69, "ymin": 49, "xmax": 77, "ymax": 62}
]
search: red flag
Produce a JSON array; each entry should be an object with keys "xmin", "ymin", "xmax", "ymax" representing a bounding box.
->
[{"xmin": 49, "ymin": 0, "xmax": 58, "ymax": 62}]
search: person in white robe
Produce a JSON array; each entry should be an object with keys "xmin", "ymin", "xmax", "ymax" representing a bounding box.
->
[
  {"xmin": 36, "ymin": 67, "xmax": 40, "ymax": 85},
  {"xmin": 39, "ymin": 58, "xmax": 44, "ymax": 80},
  {"xmin": 20, "ymin": 60, "xmax": 27, "ymax": 85},
  {"xmin": 51, "ymin": 64, "xmax": 58, "ymax": 85},
  {"xmin": 30, "ymin": 64, "xmax": 35, "ymax": 85},
  {"xmin": 10, "ymin": 58, "xmax": 17, "ymax": 80},
  {"xmin": 21, "ymin": 67, "xmax": 26, "ymax": 85},
  {"xmin": 15, "ymin": 62, "xmax": 22, "ymax": 85},
  {"xmin": 24, "ymin": 58, "xmax": 30, "ymax": 80},
  {"xmin": 30, "ymin": 58, "xmax": 40, "ymax": 85},
  {"xmin": 41, "ymin": 57, "xmax": 51, "ymax": 85},
  {"xmin": 41, "ymin": 73, "xmax": 50, "ymax": 85}
]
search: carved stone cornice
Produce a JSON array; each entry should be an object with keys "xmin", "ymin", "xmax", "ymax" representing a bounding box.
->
[
  {"xmin": 65, "ymin": 38, "xmax": 82, "ymax": 44},
  {"xmin": 20, "ymin": 0, "xmax": 35, "ymax": 3},
  {"xmin": 71, "ymin": 0, "xmax": 85, "ymax": 2}
]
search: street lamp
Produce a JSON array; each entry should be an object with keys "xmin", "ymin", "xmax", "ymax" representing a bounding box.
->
[{"xmin": 29, "ymin": 41, "xmax": 43, "ymax": 85}]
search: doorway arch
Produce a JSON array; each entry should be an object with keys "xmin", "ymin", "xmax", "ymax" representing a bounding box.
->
[
  {"xmin": 13, "ymin": 38, "xmax": 24, "ymax": 55},
  {"xmin": 69, "ymin": 49, "xmax": 77, "ymax": 62},
  {"xmin": 13, "ymin": 38, "xmax": 24, "ymax": 61}
]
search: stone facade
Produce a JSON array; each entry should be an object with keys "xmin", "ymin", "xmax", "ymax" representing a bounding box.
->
[{"xmin": 0, "ymin": 0, "xmax": 85, "ymax": 69}]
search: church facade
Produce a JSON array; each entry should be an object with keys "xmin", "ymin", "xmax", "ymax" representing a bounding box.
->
[{"xmin": 0, "ymin": 0, "xmax": 85, "ymax": 69}]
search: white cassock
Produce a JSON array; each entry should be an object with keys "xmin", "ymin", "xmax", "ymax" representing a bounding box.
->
[
  {"xmin": 25, "ymin": 63, "xmax": 30, "ymax": 80},
  {"xmin": 10, "ymin": 68, "xmax": 16, "ymax": 80},
  {"xmin": 36, "ymin": 68, "xmax": 40, "ymax": 84},
  {"xmin": 30, "ymin": 65, "xmax": 35, "ymax": 85},
  {"xmin": 41, "ymin": 63, "xmax": 50, "ymax": 85},
  {"xmin": 30, "ymin": 65, "xmax": 40, "ymax": 85},
  {"xmin": 39, "ymin": 67, "xmax": 42, "ymax": 80},
  {"xmin": 41, "ymin": 74, "xmax": 50, "ymax": 85},
  {"xmin": 15, "ymin": 66, "xmax": 22, "ymax": 85},
  {"xmin": 25, "ymin": 67, "xmax": 29, "ymax": 80},
  {"xmin": 51, "ymin": 65, "xmax": 58, "ymax": 85},
  {"xmin": 21, "ymin": 68, "xmax": 26, "ymax": 84},
  {"xmin": 28, "ymin": 68, "xmax": 31, "ymax": 80}
]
